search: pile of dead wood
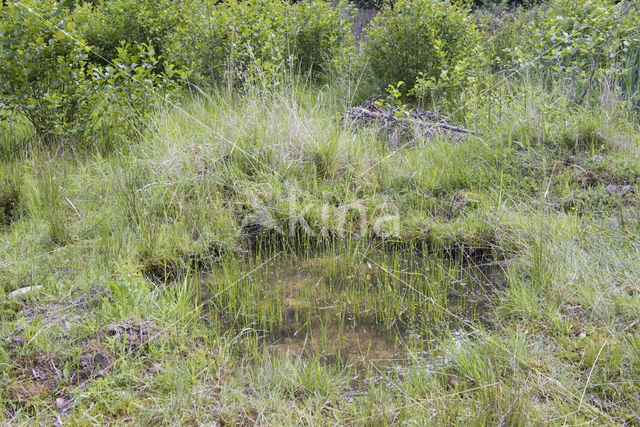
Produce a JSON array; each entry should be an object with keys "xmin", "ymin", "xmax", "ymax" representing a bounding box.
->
[{"xmin": 347, "ymin": 97, "xmax": 474, "ymax": 144}]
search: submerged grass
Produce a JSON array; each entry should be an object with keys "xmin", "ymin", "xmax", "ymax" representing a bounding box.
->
[{"xmin": 1, "ymin": 76, "xmax": 640, "ymax": 424}]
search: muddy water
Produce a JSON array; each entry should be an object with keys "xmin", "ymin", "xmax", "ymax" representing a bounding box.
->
[{"xmin": 200, "ymin": 250, "xmax": 505, "ymax": 370}]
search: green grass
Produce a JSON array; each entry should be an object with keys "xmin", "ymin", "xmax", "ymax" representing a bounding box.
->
[{"xmin": 1, "ymin": 75, "xmax": 640, "ymax": 424}]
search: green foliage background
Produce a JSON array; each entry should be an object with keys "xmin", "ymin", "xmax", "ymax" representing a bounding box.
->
[
  {"xmin": 511, "ymin": 0, "xmax": 640, "ymax": 89},
  {"xmin": 363, "ymin": 0, "xmax": 482, "ymax": 104},
  {"xmin": 1, "ymin": 0, "xmax": 639, "ymax": 144}
]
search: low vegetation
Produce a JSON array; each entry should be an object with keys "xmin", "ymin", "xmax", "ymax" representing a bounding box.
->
[{"xmin": 1, "ymin": 0, "xmax": 640, "ymax": 424}]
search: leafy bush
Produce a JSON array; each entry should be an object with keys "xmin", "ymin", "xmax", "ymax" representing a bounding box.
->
[
  {"xmin": 289, "ymin": 0, "xmax": 355, "ymax": 78},
  {"xmin": 0, "ymin": 164, "xmax": 22, "ymax": 226},
  {"xmin": 363, "ymin": 0, "xmax": 481, "ymax": 103},
  {"xmin": 0, "ymin": 1, "xmax": 188, "ymax": 146},
  {"xmin": 72, "ymin": 0, "xmax": 189, "ymax": 67},
  {"xmin": 93, "ymin": 42, "xmax": 189, "ymax": 137},
  {"xmin": 475, "ymin": 7, "xmax": 534, "ymax": 72},
  {"xmin": 168, "ymin": 0, "xmax": 354, "ymax": 87},
  {"xmin": 167, "ymin": 0, "xmax": 287, "ymax": 86},
  {"xmin": 511, "ymin": 0, "xmax": 640, "ymax": 89},
  {"xmin": 0, "ymin": 0, "xmax": 101, "ymax": 144},
  {"xmin": 621, "ymin": 49, "xmax": 640, "ymax": 108}
]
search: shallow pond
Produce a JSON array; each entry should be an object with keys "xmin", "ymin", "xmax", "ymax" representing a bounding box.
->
[{"xmin": 199, "ymin": 247, "xmax": 505, "ymax": 371}]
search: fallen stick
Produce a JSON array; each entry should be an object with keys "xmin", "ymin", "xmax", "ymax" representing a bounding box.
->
[
  {"xmin": 350, "ymin": 106, "xmax": 475, "ymax": 135},
  {"xmin": 65, "ymin": 197, "xmax": 81, "ymax": 218}
]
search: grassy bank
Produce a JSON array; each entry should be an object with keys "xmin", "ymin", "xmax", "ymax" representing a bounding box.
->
[{"xmin": 1, "ymin": 75, "xmax": 640, "ymax": 424}]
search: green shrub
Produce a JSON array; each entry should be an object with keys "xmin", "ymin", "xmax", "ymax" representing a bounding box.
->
[
  {"xmin": 167, "ymin": 0, "xmax": 354, "ymax": 87},
  {"xmin": 91, "ymin": 42, "xmax": 189, "ymax": 139},
  {"xmin": 289, "ymin": 0, "xmax": 355, "ymax": 78},
  {"xmin": 0, "ymin": 0, "xmax": 100, "ymax": 144},
  {"xmin": 363, "ymin": 0, "xmax": 481, "ymax": 103},
  {"xmin": 475, "ymin": 7, "xmax": 534, "ymax": 72},
  {"xmin": 511, "ymin": 0, "xmax": 640, "ymax": 89},
  {"xmin": 0, "ymin": 1, "xmax": 188, "ymax": 147},
  {"xmin": 72, "ymin": 0, "xmax": 189, "ymax": 67},
  {"xmin": 621, "ymin": 49, "xmax": 640, "ymax": 109},
  {"xmin": 167, "ymin": 0, "xmax": 290, "ymax": 86},
  {"xmin": 0, "ymin": 164, "xmax": 23, "ymax": 226}
]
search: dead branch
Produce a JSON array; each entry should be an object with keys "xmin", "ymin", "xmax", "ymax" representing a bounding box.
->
[{"xmin": 349, "ymin": 106, "xmax": 475, "ymax": 135}]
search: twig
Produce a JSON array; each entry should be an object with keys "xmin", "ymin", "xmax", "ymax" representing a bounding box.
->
[
  {"xmin": 65, "ymin": 198, "xmax": 81, "ymax": 218},
  {"xmin": 350, "ymin": 106, "xmax": 476, "ymax": 135},
  {"xmin": 624, "ymin": 319, "xmax": 640, "ymax": 332}
]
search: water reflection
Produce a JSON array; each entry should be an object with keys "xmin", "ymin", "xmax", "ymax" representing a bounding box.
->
[{"xmin": 200, "ymin": 249, "xmax": 505, "ymax": 371}]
